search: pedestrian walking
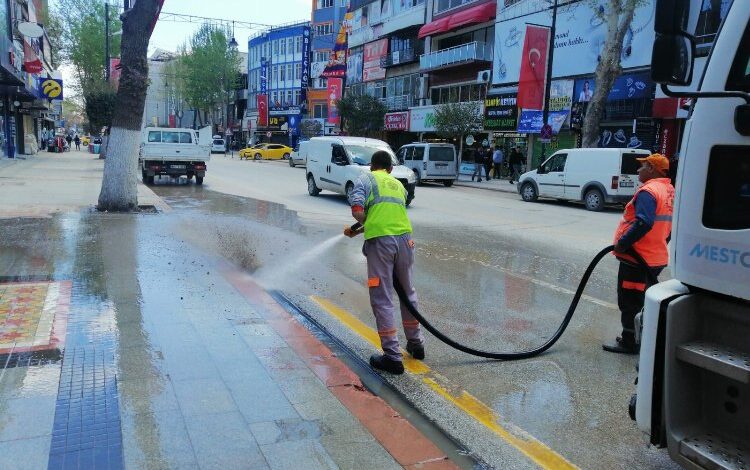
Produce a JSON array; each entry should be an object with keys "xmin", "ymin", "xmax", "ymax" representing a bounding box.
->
[
  {"xmin": 471, "ymin": 149, "xmax": 486, "ymax": 182},
  {"xmin": 74, "ymin": 134, "xmax": 80, "ymax": 151},
  {"xmin": 483, "ymin": 147, "xmax": 493, "ymax": 180},
  {"xmin": 345, "ymin": 151, "xmax": 425, "ymax": 374},
  {"xmin": 509, "ymin": 147, "xmax": 525, "ymax": 183},
  {"xmin": 65, "ymin": 134, "xmax": 72, "ymax": 151},
  {"xmin": 603, "ymin": 154, "xmax": 674, "ymax": 354},
  {"xmin": 492, "ymin": 146, "xmax": 504, "ymax": 180}
]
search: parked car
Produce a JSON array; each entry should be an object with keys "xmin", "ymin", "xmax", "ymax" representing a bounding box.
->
[
  {"xmin": 238, "ymin": 144, "xmax": 263, "ymax": 160},
  {"xmin": 211, "ymin": 136, "xmax": 226, "ymax": 154},
  {"xmin": 396, "ymin": 142, "xmax": 458, "ymax": 186},
  {"xmin": 139, "ymin": 127, "xmax": 210, "ymax": 185},
  {"xmin": 517, "ymin": 147, "xmax": 650, "ymax": 211},
  {"xmin": 242, "ymin": 143, "xmax": 293, "ymax": 160},
  {"xmin": 289, "ymin": 141, "xmax": 308, "ymax": 167},
  {"xmin": 305, "ymin": 136, "xmax": 416, "ymax": 206}
]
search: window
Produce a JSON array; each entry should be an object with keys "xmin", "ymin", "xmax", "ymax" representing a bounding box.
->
[
  {"xmin": 294, "ymin": 89, "xmax": 301, "ymax": 105},
  {"xmin": 727, "ymin": 19, "xmax": 750, "ymax": 92},
  {"xmin": 271, "ymin": 91, "xmax": 277, "ymax": 105},
  {"xmin": 273, "ymin": 40, "xmax": 278, "ymax": 55},
  {"xmin": 703, "ymin": 145, "xmax": 750, "ymax": 230},
  {"xmin": 295, "ymin": 63, "xmax": 302, "ymax": 80},
  {"xmin": 315, "ymin": 77, "xmax": 328, "ymax": 89},
  {"xmin": 179, "ymin": 132, "xmax": 193, "ymax": 144},
  {"xmin": 399, "ymin": 147, "xmax": 412, "ymax": 161},
  {"xmin": 317, "ymin": 0, "xmax": 334, "ymax": 7},
  {"xmin": 162, "ymin": 132, "xmax": 179, "ymax": 143},
  {"xmin": 313, "ymin": 51, "xmax": 330, "ymax": 62},
  {"xmin": 314, "ymin": 103, "xmax": 328, "ymax": 119},
  {"xmin": 295, "ymin": 37, "xmax": 302, "ymax": 54},
  {"xmin": 280, "ymin": 38, "xmax": 286, "ymax": 55},
  {"xmin": 147, "ymin": 131, "xmax": 161, "ymax": 143},
  {"xmin": 287, "ymin": 38, "xmax": 293, "ymax": 55},
  {"xmin": 541, "ymin": 153, "xmax": 567, "ymax": 173},
  {"xmin": 428, "ymin": 147, "xmax": 454, "ymax": 162},
  {"xmin": 434, "ymin": 0, "xmax": 479, "ymax": 15},
  {"xmin": 280, "ymin": 65, "xmax": 286, "ymax": 82},
  {"xmin": 286, "ymin": 64, "xmax": 293, "ymax": 82},
  {"xmin": 314, "ymin": 23, "xmax": 333, "ymax": 36},
  {"xmin": 286, "ymin": 90, "xmax": 293, "ymax": 105},
  {"xmin": 695, "ymin": 0, "xmax": 733, "ymax": 46}
]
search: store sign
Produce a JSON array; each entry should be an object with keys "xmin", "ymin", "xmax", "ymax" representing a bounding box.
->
[
  {"xmin": 38, "ymin": 78, "xmax": 63, "ymax": 100},
  {"xmin": 327, "ymin": 78, "xmax": 343, "ymax": 125},
  {"xmin": 267, "ymin": 115, "xmax": 288, "ymax": 130},
  {"xmin": 409, "ymin": 106, "xmax": 436, "ymax": 132},
  {"xmin": 301, "ymin": 27, "xmax": 311, "ymax": 90},
  {"xmin": 596, "ymin": 121, "xmax": 657, "ymax": 150},
  {"xmin": 484, "ymin": 94, "xmax": 518, "ymax": 131},
  {"xmin": 384, "ymin": 111, "xmax": 409, "ymax": 131},
  {"xmin": 269, "ymin": 106, "xmax": 301, "ymax": 116},
  {"xmin": 362, "ymin": 38, "xmax": 387, "ymax": 82},
  {"xmin": 574, "ymin": 72, "xmax": 653, "ymax": 103},
  {"xmin": 493, "ymin": 0, "xmax": 656, "ymax": 85},
  {"xmin": 24, "ymin": 58, "xmax": 42, "ymax": 74},
  {"xmin": 260, "ymin": 60, "xmax": 268, "ymax": 93}
]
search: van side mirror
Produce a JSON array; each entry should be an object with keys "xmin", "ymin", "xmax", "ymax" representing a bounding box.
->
[
  {"xmin": 652, "ymin": 33, "xmax": 695, "ymax": 86},
  {"xmin": 735, "ymin": 105, "xmax": 750, "ymax": 137},
  {"xmin": 654, "ymin": 0, "xmax": 690, "ymax": 34}
]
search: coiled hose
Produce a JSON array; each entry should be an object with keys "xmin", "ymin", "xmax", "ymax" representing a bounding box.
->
[{"xmin": 393, "ymin": 245, "xmax": 658, "ymax": 360}]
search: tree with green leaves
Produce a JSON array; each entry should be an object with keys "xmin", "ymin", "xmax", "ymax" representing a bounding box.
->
[
  {"xmin": 582, "ymin": 0, "xmax": 646, "ymax": 147},
  {"xmin": 97, "ymin": 0, "xmax": 163, "ymax": 212},
  {"xmin": 432, "ymin": 101, "xmax": 482, "ymax": 163},
  {"xmin": 49, "ymin": 0, "xmax": 122, "ymax": 128},
  {"xmin": 175, "ymin": 25, "xmax": 240, "ymax": 129},
  {"xmin": 336, "ymin": 94, "xmax": 387, "ymax": 137}
]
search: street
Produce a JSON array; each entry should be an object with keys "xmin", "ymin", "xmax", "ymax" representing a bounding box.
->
[{"xmin": 146, "ymin": 155, "xmax": 677, "ymax": 469}]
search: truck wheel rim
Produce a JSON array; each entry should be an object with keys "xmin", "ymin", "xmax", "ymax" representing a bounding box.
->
[{"xmin": 587, "ymin": 192, "xmax": 599, "ymax": 206}]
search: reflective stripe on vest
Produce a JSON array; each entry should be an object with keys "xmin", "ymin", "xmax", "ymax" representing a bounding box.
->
[
  {"xmin": 613, "ymin": 178, "xmax": 675, "ymax": 267},
  {"xmin": 363, "ymin": 171, "xmax": 412, "ymax": 240}
]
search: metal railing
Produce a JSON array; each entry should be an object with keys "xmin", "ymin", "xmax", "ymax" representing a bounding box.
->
[
  {"xmin": 380, "ymin": 95, "xmax": 413, "ymax": 111},
  {"xmin": 419, "ymin": 41, "xmax": 492, "ymax": 71}
]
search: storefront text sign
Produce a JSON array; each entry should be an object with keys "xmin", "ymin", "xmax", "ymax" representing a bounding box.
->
[
  {"xmin": 409, "ymin": 106, "xmax": 436, "ymax": 132},
  {"xmin": 484, "ymin": 94, "xmax": 518, "ymax": 131},
  {"xmin": 384, "ymin": 111, "xmax": 409, "ymax": 131}
]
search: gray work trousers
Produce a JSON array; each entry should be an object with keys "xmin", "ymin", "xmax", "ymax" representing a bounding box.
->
[{"xmin": 363, "ymin": 234, "xmax": 424, "ymax": 361}]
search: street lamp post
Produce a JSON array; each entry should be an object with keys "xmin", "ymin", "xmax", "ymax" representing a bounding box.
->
[{"xmin": 540, "ymin": 0, "xmax": 559, "ymax": 160}]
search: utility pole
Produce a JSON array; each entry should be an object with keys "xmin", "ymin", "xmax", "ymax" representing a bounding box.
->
[
  {"xmin": 540, "ymin": 0, "xmax": 558, "ymax": 159},
  {"xmin": 105, "ymin": 1, "xmax": 110, "ymax": 82}
]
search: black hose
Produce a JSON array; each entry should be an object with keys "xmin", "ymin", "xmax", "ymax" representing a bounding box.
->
[{"xmin": 393, "ymin": 245, "xmax": 658, "ymax": 360}]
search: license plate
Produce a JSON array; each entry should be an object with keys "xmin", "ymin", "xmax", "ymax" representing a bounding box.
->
[
  {"xmin": 171, "ymin": 165, "xmax": 186, "ymax": 169},
  {"xmin": 620, "ymin": 181, "xmax": 635, "ymax": 188}
]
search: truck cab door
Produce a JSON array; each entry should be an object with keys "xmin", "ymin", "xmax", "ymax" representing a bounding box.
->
[{"xmin": 536, "ymin": 153, "xmax": 567, "ymax": 198}]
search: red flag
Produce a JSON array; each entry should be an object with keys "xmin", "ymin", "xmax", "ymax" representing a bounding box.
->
[
  {"xmin": 517, "ymin": 25, "xmax": 551, "ymax": 111},
  {"xmin": 327, "ymin": 78, "xmax": 343, "ymax": 126},
  {"xmin": 257, "ymin": 95, "xmax": 268, "ymax": 127}
]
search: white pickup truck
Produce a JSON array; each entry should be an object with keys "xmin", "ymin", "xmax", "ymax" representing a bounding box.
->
[{"xmin": 139, "ymin": 127, "xmax": 211, "ymax": 185}]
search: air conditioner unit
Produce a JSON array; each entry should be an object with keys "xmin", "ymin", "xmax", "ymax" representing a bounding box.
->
[{"xmin": 477, "ymin": 70, "xmax": 491, "ymax": 83}]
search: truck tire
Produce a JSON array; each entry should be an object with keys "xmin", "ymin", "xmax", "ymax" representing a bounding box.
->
[
  {"xmin": 584, "ymin": 188, "xmax": 604, "ymax": 211},
  {"xmin": 196, "ymin": 176, "xmax": 204, "ymax": 185},
  {"xmin": 521, "ymin": 182, "xmax": 537, "ymax": 202},
  {"xmin": 443, "ymin": 179, "xmax": 454, "ymax": 187},
  {"xmin": 283, "ymin": 153, "xmax": 290, "ymax": 160},
  {"xmin": 254, "ymin": 153, "xmax": 262, "ymax": 160},
  {"xmin": 307, "ymin": 174, "xmax": 320, "ymax": 196},
  {"xmin": 289, "ymin": 158, "xmax": 295, "ymax": 167}
]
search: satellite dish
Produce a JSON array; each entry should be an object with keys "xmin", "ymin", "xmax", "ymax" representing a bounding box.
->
[{"xmin": 18, "ymin": 22, "xmax": 44, "ymax": 38}]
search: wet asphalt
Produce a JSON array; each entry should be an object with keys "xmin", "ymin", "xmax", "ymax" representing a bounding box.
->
[{"xmin": 140, "ymin": 157, "xmax": 679, "ymax": 470}]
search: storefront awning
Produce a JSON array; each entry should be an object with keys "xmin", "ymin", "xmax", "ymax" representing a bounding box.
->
[{"xmin": 418, "ymin": 1, "xmax": 496, "ymax": 39}]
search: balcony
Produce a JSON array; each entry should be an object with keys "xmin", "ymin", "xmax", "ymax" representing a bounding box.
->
[
  {"xmin": 380, "ymin": 95, "xmax": 413, "ymax": 112},
  {"xmin": 380, "ymin": 49, "xmax": 419, "ymax": 68},
  {"xmin": 419, "ymin": 41, "xmax": 492, "ymax": 72}
]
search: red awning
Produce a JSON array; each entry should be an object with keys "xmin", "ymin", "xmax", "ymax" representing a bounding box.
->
[{"xmin": 418, "ymin": 1, "xmax": 496, "ymax": 39}]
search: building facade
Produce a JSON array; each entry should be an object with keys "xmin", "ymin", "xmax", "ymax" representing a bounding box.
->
[
  {"xmin": 247, "ymin": 21, "xmax": 311, "ymax": 146},
  {"xmin": 0, "ymin": 0, "xmax": 59, "ymax": 159}
]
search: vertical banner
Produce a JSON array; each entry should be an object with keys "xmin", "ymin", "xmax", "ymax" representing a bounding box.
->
[
  {"xmin": 517, "ymin": 24, "xmax": 551, "ymax": 111},
  {"xmin": 257, "ymin": 95, "xmax": 268, "ymax": 127},
  {"xmin": 300, "ymin": 26, "xmax": 311, "ymax": 111},
  {"xmin": 260, "ymin": 59, "xmax": 268, "ymax": 93},
  {"xmin": 327, "ymin": 78, "xmax": 343, "ymax": 126}
]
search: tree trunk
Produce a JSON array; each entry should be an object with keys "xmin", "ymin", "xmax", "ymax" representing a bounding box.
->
[
  {"xmin": 98, "ymin": 0, "xmax": 162, "ymax": 211},
  {"xmin": 581, "ymin": 1, "xmax": 637, "ymax": 148}
]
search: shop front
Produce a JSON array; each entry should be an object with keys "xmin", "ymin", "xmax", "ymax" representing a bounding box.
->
[
  {"xmin": 254, "ymin": 106, "xmax": 302, "ymax": 147},
  {"xmin": 383, "ymin": 111, "xmax": 415, "ymax": 150}
]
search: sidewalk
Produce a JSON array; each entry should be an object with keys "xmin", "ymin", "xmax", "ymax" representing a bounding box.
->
[
  {"xmin": 453, "ymin": 174, "xmax": 520, "ymax": 194},
  {"xmin": 0, "ymin": 151, "xmax": 461, "ymax": 468}
]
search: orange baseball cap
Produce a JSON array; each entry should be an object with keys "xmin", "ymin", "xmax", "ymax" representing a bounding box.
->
[{"xmin": 636, "ymin": 153, "xmax": 670, "ymax": 174}]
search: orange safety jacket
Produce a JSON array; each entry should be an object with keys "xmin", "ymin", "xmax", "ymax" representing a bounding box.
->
[{"xmin": 613, "ymin": 177, "xmax": 675, "ymax": 267}]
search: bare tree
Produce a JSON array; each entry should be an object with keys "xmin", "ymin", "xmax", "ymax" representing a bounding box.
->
[
  {"xmin": 433, "ymin": 101, "xmax": 482, "ymax": 164},
  {"xmin": 97, "ymin": 0, "xmax": 163, "ymax": 211},
  {"xmin": 581, "ymin": 0, "xmax": 644, "ymax": 147}
]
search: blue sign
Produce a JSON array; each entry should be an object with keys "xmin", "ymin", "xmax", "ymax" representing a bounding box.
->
[
  {"xmin": 260, "ymin": 60, "xmax": 268, "ymax": 93},
  {"xmin": 38, "ymin": 78, "xmax": 64, "ymax": 101},
  {"xmin": 517, "ymin": 110, "xmax": 569, "ymax": 134},
  {"xmin": 301, "ymin": 27, "xmax": 311, "ymax": 90},
  {"xmin": 573, "ymin": 71, "xmax": 654, "ymax": 103}
]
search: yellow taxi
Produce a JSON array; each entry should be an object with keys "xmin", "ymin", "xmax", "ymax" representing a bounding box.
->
[
  {"xmin": 81, "ymin": 135, "xmax": 91, "ymax": 146},
  {"xmin": 239, "ymin": 143, "xmax": 293, "ymax": 161}
]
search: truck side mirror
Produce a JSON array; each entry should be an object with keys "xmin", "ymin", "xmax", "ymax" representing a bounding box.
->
[
  {"xmin": 654, "ymin": 0, "xmax": 690, "ymax": 34},
  {"xmin": 735, "ymin": 104, "xmax": 750, "ymax": 137},
  {"xmin": 652, "ymin": 33, "xmax": 695, "ymax": 86}
]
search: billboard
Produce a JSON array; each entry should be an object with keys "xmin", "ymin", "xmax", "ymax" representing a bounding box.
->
[
  {"xmin": 517, "ymin": 79, "xmax": 573, "ymax": 134},
  {"xmin": 327, "ymin": 78, "xmax": 343, "ymax": 125},
  {"xmin": 347, "ymin": 48, "xmax": 364, "ymax": 85},
  {"xmin": 493, "ymin": 0, "xmax": 655, "ymax": 85},
  {"xmin": 362, "ymin": 38, "xmax": 387, "ymax": 82}
]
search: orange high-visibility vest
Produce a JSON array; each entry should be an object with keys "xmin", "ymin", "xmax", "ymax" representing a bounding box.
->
[{"xmin": 614, "ymin": 177, "xmax": 675, "ymax": 267}]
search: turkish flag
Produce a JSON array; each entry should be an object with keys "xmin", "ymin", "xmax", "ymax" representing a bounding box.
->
[
  {"xmin": 517, "ymin": 25, "xmax": 551, "ymax": 111},
  {"xmin": 257, "ymin": 95, "xmax": 268, "ymax": 127}
]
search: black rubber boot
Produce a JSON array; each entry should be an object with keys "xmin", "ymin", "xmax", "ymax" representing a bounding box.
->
[
  {"xmin": 603, "ymin": 336, "xmax": 639, "ymax": 355},
  {"xmin": 369, "ymin": 354, "xmax": 404, "ymax": 374},
  {"xmin": 406, "ymin": 342, "xmax": 425, "ymax": 360}
]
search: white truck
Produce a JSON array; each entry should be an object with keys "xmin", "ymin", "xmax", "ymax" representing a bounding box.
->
[
  {"xmin": 634, "ymin": 1, "xmax": 749, "ymax": 468},
  {"xmin": 139, "ymin": 127, "xmax": 211, "ymax": 185}
]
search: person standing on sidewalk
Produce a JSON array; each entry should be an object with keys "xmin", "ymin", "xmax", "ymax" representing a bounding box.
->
[
  {"xmin": 74, "ymin": 134, "xmax": 81, "ymax": 151},
  {"xmin": 65, "ymin": 134, "xmax": 73, "ymax": 151},
  {"xmin": 345, "ymin": 151, "xmax": 425, "ymax": 375},
  {"xmin": 603, "ymin": 154, "xmax": 674, "ymax": 354},
  {"xmin": 471, "ymin": 148, "xmax": 486, "ymax": 182},
  {"xmin": 483, "ymin": 146, "xmax": 494, "ymax": 180},
  {"xmin": 492, "ymin": 146, "xmax": 504, "ymax": 180},
  {"xmin": 509, "ymin": 147, "xmax": 524, "ymax": 184}
]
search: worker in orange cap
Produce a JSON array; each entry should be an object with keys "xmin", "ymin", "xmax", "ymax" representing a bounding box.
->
[{"xmin": 604, "ymin": 154, "xmax": 675, "ymax": 354}]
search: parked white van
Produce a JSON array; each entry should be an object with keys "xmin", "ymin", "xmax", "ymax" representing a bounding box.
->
[
  {"xmin": 289, "ymin": 140, "xmax": 308, "ymax": 168},
  {"xmin": 396, "ymin": 142, "xmax": 458, "ymax": 186},
  {"xmin": 306, "ymin": 136, "xmax": 417, "ymax": 206},
  {"xmin": 516, "ymin": 148, "xmax": 651, "ymax": 211}
]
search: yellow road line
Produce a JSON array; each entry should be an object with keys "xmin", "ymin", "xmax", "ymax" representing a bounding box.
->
[{"xmin": 310, "ymin": 295, "xmax": 578, "ymax": 470}]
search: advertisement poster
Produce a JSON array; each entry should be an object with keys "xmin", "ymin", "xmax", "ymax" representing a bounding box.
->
[
  {"xmin": 362, "ymin": 38, "xmax": 387, "ymax": 82},
  {"xmin": 483, "ymin": 94, "xmax": 518, "ymax": 131},
  {"xmin": 257, "ymin": 95, "xmax": 268, "ymax": 127},
  {"xmin": 321, "ymin": 11, "xmax": 353, "ymax": 78},
  {"xmin": 347, "ymin": 48, "xmax": 364, "ymax": 84},
  {"xmin": 596, "ymin": 121, "xmax": 657, "ymax": 150},
  {"xmin": 517, "ymin": 25, "xmax": 550, "ymax": 110},
  {"xmin": 517, "ymin": 79, "xmax": 573, "ymax": 133},
  {"xmin": 409, "ymin": 106, "xmax": 436, "ymax": 133},
  {"xmin": 327, "ymin": 78, "xmax": 343, "ymax": 126},
  {"xmin": 493, "ymin": 0, "xmax": 656, "ymax": 85}
]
